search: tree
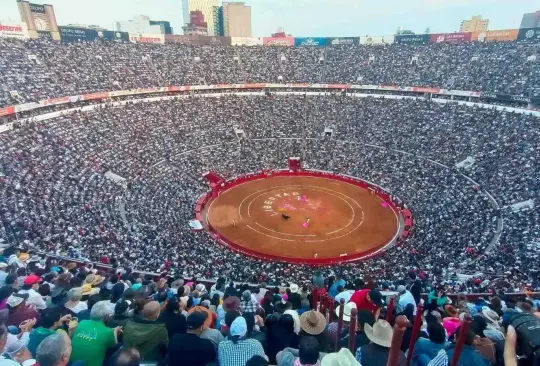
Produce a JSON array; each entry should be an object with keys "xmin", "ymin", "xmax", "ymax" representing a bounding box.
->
[{"xmin": 425, "ymin": 27, "xmax": 431, "ymax": 34}]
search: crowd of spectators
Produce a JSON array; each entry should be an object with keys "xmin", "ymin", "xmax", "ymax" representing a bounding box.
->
[
  {"xmin": 0, "ymin": 255, "xmax": 537, "ymax": 366},
  {"xmin": 0, "ymin": 95, "xmax": 539, "ymax": 292},
  {"xmin": 1, "ymin": 38, "xmax": 539, "ymax": 108},
  {"xmin": 0, "ymin": 34, "xmax": 539, "ymax": 366}
]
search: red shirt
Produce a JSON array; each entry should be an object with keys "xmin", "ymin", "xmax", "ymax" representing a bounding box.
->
[{"xmin": 349, "ymin": 289, "xmax": 378, "ymax": 312}]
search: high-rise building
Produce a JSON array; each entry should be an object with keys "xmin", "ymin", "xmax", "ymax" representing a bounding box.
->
[
  {"xmin": 183, "ymin": 10, "xmax": 208, "ymax": 35},
  {"xmin": 222, "ymin": 2, "xmax": 251, "ymax": 37},
  {"xmin": 519, "ymin": 11, "xmax": 540, "ymax": 28},
  {"xmin": 212, "ymin": 5, "xmax": 224, "ymax": 36},
  {"xmin": 182, "ymin": 0, "xmax": 219, "ymax": 36},
  {"xmin": 459, "ymin": 16, "xmax": 489, "ymax": 32},
  {"xmin": 149, "ymin": 20, "xmax": 173, "ymax": 34},
  {"xmin": 117, "ymin": 15, "xmax": 170, "ymax": 34}
]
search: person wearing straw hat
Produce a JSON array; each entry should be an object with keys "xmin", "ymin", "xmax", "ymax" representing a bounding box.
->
[
  {"xmin": 321, "ymin": 347, "xmax": 360, "ymax": 366},
  {"xmin": 355, "ymin": 319, "xmax": 406, "ymax": 366},
  {"xmin": 299, "ymin": 310, "xmax": 329, "ymax": 352}
]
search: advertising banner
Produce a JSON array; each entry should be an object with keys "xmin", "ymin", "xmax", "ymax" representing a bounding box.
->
[
  {"xmin": 82, "ymin": 92, "xmax": 109, "ymax": 101},
  {"xmin": 231, "ymin": 37, "xmax": 263, "ymax": 46},
  {"xmin": 394, "ymin": 34, "xmax": 430, "ymax": 44},
  {"xmin": 430, "ymin": 32, "xmax": 472, "ymax": 43},
  {"xmin": 59, "ymin": 26, "xmax": 99, "ymax": 42},
  {"xmin": 0, "ymin": 106, "xmax": 15, "ymax": 117},
  {"xmin": 98, "ymin": 30, "xmax": 129, "ymax": 42},
  {"xmin": 360, "ymin": 35, "xmax": 395, "ymax": 45},
  {"xmin": 294, "ymin": 37, "xmax": 327, "ymax": 46},
  {"xmin": 43, "ymin": 96, "xmax": 70, "ymax": 106},
  {"xmin": 326, "ymin": 37, "xmax": 359, "ymax": 46},
  {"xmin": 129, "ymin": 33, "xmax": 164, "ymax": 44},
  {"xmin": 412, "ymin": 87, "xmax": 442, "ymax": 93},
  {"xmin": 471, "ymin": 29, "xmax": 518, "ymax": 42},
  {"xmin": 199, "ymin": 36, "xmax": 232, "ymax": 46},
  {"xmin": 480, "ymin": 92, "xmax": 531, "ymax": 103},
  {"xmin": 517, "ymin": 28, "xmax": 540, "ymax": 43},
  {"xmin": 263, "ymin": 37, "xmax": 295, "ymax": 46},
  {"xmin": 29, "ymin": 3, "xmax": 46, "ymax": 13},
  {"xmin": 0, "ymin": 23, "xmax": 29, "ymax": 39}
]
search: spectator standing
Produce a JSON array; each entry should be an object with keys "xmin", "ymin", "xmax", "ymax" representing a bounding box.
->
[
  {"xmin": 410, "ymin": 323, "xmax": 447, "ymax": 366},
  {"xmin": 288, "ymin": 284, "xmax": 302, "ymax": 310},
  {"xmin": 27, "ymin": 309, "xmax": 74, "ymax": 357},
  {"xmin": 6, "ymin": 294, "xmax": 40, "ymax": 328},
  {"xmin": 349, "ymin": 288, "xmax": 383, "ymax": 320},
  {"xmin": 397, "ymin": 285, "xmax": 417, "ymax": 315}
]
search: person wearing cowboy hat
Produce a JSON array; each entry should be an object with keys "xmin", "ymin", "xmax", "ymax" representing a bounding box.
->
[
  {"xmin": 321, "ymin": 347, "xmax": 360, "ymax": 366},
  {"xmin": 300, "ymin": 311, "xmax": 329, "ymax": 352},
  {"xmin": 339, "ymin": 309, "xmax": 375, "ymax": 351},
  {"xmin": 356, "ymin": 319, "xmax": 406, "ymax": 366},
  {"xmin": 288, "ymin": 284, "xmax": 302, "ymax": 310},
  {"xmin": 328, "ymin": 302, "xmax": 357, "ymax": 345}
]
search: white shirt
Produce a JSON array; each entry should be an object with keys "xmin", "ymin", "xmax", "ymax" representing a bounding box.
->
[
  {"xmin": 335, "ymin": 290, "xmax": 354, "ymax": 304},
  {"xmin": 18, "ymin": 289, "xmax": 46, "ymax": 310},
  {"xmin": 398, "ymin": 290, "xmax": 417, "ymax": 315}
]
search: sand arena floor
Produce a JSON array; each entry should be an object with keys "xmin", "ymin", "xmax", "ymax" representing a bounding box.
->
[{"xmin": 205, "ymin": 174, "xmax": 400, "ymax": 264}]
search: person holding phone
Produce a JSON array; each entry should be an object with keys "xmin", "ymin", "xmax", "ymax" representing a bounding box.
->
[{"xmin": 27, "ymin": 308, "xmax": 75, "ymax": 357}]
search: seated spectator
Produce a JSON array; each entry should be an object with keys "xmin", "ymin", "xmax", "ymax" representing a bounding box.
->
[
  {"xmin": 108, "ymin": 301, "xmax": 131, "ymax": 328},
  {"xmin": 218, "ymin": 316, "xmax": 266, "ymax": 366},
  {"xmin": 328, "ymin": 302, "xmax": 356, "ymax": 346},
  {"xmin": 6, "ymin": 293, "xmax": 40, "ymax": 328},
  {"xmin": 167, "ymin": 311, "xmax": 216, "ymax": 366},
  {"xmin": 442, "ymin": 306, "xmax": 461, "ymax": 338},
  {"xmin": 123, "ymin": 301, "xmax": 168, "ymax": 362},
  {"xmin": 480, "ymin": 307, "xmax": 505, "ymax": 342},
  {"xmin": 356, "ymin": 319, "xmax": 406, "ymax": 366},
  {"xmin": 267, "ymin": 313, "xmax": 299, "ymax": 363},
  {"xmin": 70, "ymin": 300, "xmax": 121, "ymax": 366},
  {"xmin": 27, "ymin": 309, "xmax": 74, "ymax": 357},
  {"xmin": 64, "ymin": 288, "xmax": 87, "ymax": 315},
  {"xmin": 410, "ymin": 323, "xmax": 447, "ymax": 366},
  {"xmin": 276, "ymin": 337, "xmax": 325, "ymax": 366},
  {"xmin": 427, "ymin": 326, "xmax": 491, "ymax": 366},
  {"xmin": 471, "ymin": 316, "xmax": 500, "ymax": 364},
  {"xmin": 0, "ymin": 324, "xmax": 36, "ymax": 366},
  {"xmin": 339, "ymin": 309, "xmax": 374, "ymax": 351},
  {"xmin": 158, "ymin": 296, "xmax": 186, "ymax": 338},
  {"xmin": 111, "ymin": 347, "xmax": 141, "ymax": 366},
  {"xmin": 36, "ymin": 333, "xmax": 71, "ymax": 366},
  {"xmin": 299, "ymin": 310, "xmax": 328, "ymax": 352},
  {"xmin": 397, "ymin": 285, "xmax": 417, "ymax": 315},
  {"xmin": 18, "ymin": 275, "xmax": 46, "ymax": 310},
  {"xmin": 241, "ymin": 290, "xmax": 259, "ymax": 314},
  {"xmin": 321, "ymin": 347, "xmax": 360, "ymax": 365}
]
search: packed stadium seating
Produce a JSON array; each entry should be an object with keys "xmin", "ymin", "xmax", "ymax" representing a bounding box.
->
[{"xmin": 0, "ymin": 37, "xmax": 539, "ymax": 366}]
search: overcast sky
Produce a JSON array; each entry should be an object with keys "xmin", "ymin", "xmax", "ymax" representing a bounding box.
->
[{"xmin": 0, "ymin": 0, "xmax": 538, "ymax": 36}]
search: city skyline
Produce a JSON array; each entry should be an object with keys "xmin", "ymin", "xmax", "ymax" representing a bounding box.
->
[{"xmin": 0, "ymin": 0, "xmax": 539, "ymax": 36}]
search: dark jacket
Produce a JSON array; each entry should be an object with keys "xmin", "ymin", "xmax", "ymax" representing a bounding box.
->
[
  {"xmin": 123, "ymin": 317, "xmax": 168, "ymax": 362},
  {"xmin": 360, "ymin": 343, "xmax": 407, "ymax": 366},
  {"xmin": 411, "ymin": 338, "xmax": 446, "ymax": 366},
  {"xmin": 288, "ymin": 293, "xmax": 302, "ymax": 310},
  {"xmin": 159, "ymin": 311, "xmax": 187, "ymax": 338}
]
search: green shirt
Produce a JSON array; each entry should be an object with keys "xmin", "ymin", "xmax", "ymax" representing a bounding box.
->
[{"xmin": 70, "ymin": 320, "xmax": 116, "ymax": 366}]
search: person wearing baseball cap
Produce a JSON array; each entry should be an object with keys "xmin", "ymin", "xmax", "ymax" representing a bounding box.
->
[
  {"xmin": 349, "ymin": 288, "xmax": 383, "ymax": 320},
  {"xmin": 6, "ymin": 293, "xmax": 41, "ymax": 328},
  {"xmin": 168, "ymin": 311, "xmax": 216, "ymax": 366},
  {"xmin": 18, "ymin": 274, "xmax": 46, "ymax": 310}
]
